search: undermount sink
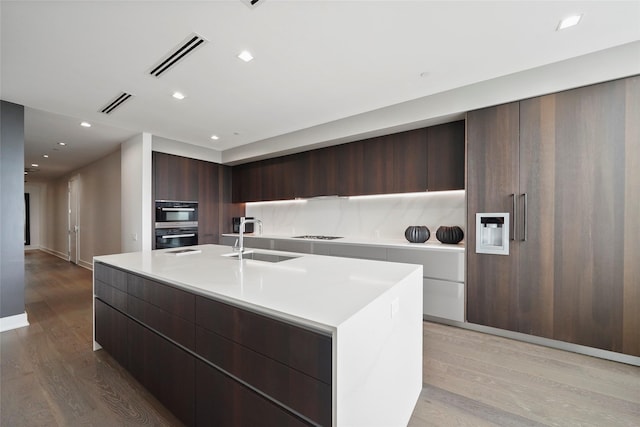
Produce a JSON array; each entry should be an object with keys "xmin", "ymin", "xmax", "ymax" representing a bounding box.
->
[{"xmin": 222, "ymin": 251, "xmax": 300, "ymax": 263}]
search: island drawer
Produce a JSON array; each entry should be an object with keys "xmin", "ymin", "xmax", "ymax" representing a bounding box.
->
[
  {"xmin": 128, "ymin": 277, "xmax": 195, "ymax": 322},
  {"xmin": 94, "ymin": 262, "xmax": 128, "ymax": 292},
  {"xmin": 195, "ymin": 296, "xmax": 332, "ymax": 385},
  {"xmin": 196, "ymin": 326, "xmax": 331, "ymax": 426},
  {"xmin": 128, "ymin": 295, "xmax": 195, "ymax": 351},
  {"xmin": 95, "ymin": 299, "xmax": 129, "ymax": 369},
  {"xmin": 94, "ymin": 280, "xmax": 128, "ymax": 313},
  {"xmin": 196, "ymin": 360, "xmax": 311, "ymax": 427}
]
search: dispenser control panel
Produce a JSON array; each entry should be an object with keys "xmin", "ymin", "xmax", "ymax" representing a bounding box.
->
[{"xmin": 476, "ymin": 213, "xmax": 509, "ymax": 255}]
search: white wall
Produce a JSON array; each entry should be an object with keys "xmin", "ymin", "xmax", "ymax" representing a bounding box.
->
[
  {"xmin": 78, "ymin": 149, "xmax": 122, "ymax": 264},
  {"xmin": 245, "ymin": 190, "xmax": 465, "ymax": 242},
  {"xmin": 40, "ymin": 176, "xmax": 70, "ymax": 259},
  {"xmin": 223, "ymin": 41, "xmax": 640, "ymax": 164},
  {"xmin": 153, "ymin": 135, "xmax": 222, "ymax": 163},
  {"xmin": 121, "ymin": 132, "xmax": 152, "ymax": 253},
  {"xmin": 38, "ymin": 148, "xmax": 122, "ymax": 267}
]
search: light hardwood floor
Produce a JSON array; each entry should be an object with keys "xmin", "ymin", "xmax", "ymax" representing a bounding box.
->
[{"xmin": 1, "ymin": 251, "xmax": 638, "ymax": 426}]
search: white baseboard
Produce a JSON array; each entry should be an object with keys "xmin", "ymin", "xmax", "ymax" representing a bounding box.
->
[
  {"xmin": 78, "ymin": 259, "xmax": 93, "ymax": 271},
  {"xmin": 40, "ymin": 247, "xmax": 69, "ymax": 261},
  {"xmin": 0, "ymin": 312, "xmax": 29, "ymax": 333},
  {"xmin": 25, "ymin": 245, "xmax": 40, "ymax": 251}
]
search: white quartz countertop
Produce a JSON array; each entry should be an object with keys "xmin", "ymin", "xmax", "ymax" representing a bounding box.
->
[
  {"xmin": 222, "ymin": 233, "xmax": 465, "ymax": 253},
  {"xmin": 94, "ymin": 244, "xmax": 422, "ymax": 333}
]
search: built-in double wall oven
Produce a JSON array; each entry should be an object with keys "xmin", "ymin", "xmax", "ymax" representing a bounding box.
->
[{"xmin": 155, "ymin": 200, "xmax": 198, "ymax": 249}]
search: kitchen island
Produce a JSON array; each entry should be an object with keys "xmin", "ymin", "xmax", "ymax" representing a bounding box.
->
[{"xmin": 93, "ymin": 244, "xmax": 423, "ymax": 427}]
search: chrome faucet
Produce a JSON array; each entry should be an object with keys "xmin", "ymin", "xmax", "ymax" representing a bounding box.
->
[{"xmin": 235, "ymin": 217, "xmax": 262, "ymax": 254}]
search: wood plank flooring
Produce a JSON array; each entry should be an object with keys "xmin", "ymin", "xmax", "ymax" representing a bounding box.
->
[
  {"xmin": 1, "ymin": 251, "xmax": 184, "ymax": 426},
  {"xmin": 2, "ymin": 250, "xmax": 639, "ymax": 426}
]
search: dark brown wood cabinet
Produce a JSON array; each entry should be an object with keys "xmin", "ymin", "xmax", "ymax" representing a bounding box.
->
[
  {"xmin": 153, "ymin": 152, "xmax": 236, "ymax": 244},
  {"xmin": 427, "ymin": 121, "xmax": 465, "ymax": 191},
  {"xmin": 94, "ymin": 262, "xmax": 331, "ymax": 426},
  {"xmin": 392, "ymin": 128, "xmax": 428, "ymax": 193},
  {"xmin": 154, "ymin": 152, "xmax": 199, "ymax": 201},
  {"xmin": 466, "ymin": 76, "xmax": 640, "ymax": 357},
  {"xmin": 94, "ymin": 299, "xmax": 129, "ymax": 369},
  {"xmin": 231, "ymin": 121, "xmax": 464, "ymax": 202},
  {"xmin": 128, "ymin": 318, "xmax": 196, "ymax": 426},
  {"xmin": 94, "ymin": 264, "xmax": 196, "ymax": 425},
  {"xmin": 195, "ymin": 360, "xmax": 311, "ymax": 427},
  {"xmin": 232, "ymin": 161, "xmax": 263, "ymax": 203},
  {"xmin": 198, "ymin": 160, "xmax": 220, "ymax": 244},
  {"xmin": 466, "ymin": 102, "xmax": 520, "ymax": 332},
  {"xmin": 334, "ymin": 140, "xmax": 365, "ymax": 197},
  {"xmin": 363, "ymin": 136, "xmax": 395, "ymax": 195}
]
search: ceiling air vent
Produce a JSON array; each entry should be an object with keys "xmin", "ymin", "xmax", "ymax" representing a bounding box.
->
[
  {"xmin": 148, "ymin": 33, "xmax": 207, "ymax": 78},
  {"xmin": 240, "ymin": 0, "xmax": 265, "ymax": 8},
  {"xmin": 100, "ymin": 92, "xmax": 134, "ymax": 114}
]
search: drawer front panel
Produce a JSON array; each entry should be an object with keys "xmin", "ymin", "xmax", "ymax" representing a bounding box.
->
[
  {"xmin": 273, "ymin": 239, "xmax": 313, "ymax": 254},
  {"xmin": 242, "ymin": 236, "xmax": 273, "ymax": 250},
  {"xmin": 196, "ymin": 360, "xmax": 311, "ymax": 427},
  {"xmin": 423, "ymin": 278, "xmax": 465, "ymax": 322},
  {"xmin": 195, "ymin": 296, "xmax": 331, "ymax": 384},
  {"xmin": 95, "ymin": 280, "xmax": 128, "ymax": 313},
  {"xmin": 95, "ymin": 299, "xmax": 129, "ymax": 368},
  {"xmin": 128, "ymin": 278, "xmax": 195, "ymax": 322},
  {"xmin": 128, "ymin": 295, "xmax": 195, "ymax": 351},
  {"xmin": 387, "ymin": 248, "xmax": 464, "ymax": 281},
  {"xmin": 328, "ymin": 244, "xmax": 387, "ymax": 261},
  {"xmin": 128, "ymin": 319, "xmax": 195, "ymax": 426},
  {"xmin": 94, "ymin": 263, "xmax": 128, "ymax": 292},
  {"xmin": 196, "ymin": 327, "xmax": 331, "ymax": 427}
]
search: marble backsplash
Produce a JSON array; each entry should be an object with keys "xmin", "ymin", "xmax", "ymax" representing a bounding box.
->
[{"xmin": 245, "ymin": 190, "xmax": 466, "ymax": 242}]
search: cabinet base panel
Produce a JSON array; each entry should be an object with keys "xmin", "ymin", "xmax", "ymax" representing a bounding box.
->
[{"xmin": 423, "ymin": 317, "xmax": 640, "ymax": 367}]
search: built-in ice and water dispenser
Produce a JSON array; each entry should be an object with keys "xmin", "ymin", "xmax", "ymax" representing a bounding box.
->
[{"xmin": 476, "ymin": 213, "xmax": 510, "ymax": 255}]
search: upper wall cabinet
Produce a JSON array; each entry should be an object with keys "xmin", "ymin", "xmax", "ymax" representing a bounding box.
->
[
  {"xmin": 153, "ymin": 152, "xmax": 199, "ymax": 201},
  {"xmin": 427, "ymin": 121, "xmax": 465, "ymax": 191},
  {"xmin": 231, "ymin": 120, "xmax": 465, "ymax": 202}
]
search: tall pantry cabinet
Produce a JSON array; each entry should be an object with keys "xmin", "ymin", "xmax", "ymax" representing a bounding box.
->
[{"xmin": 466, "ymin": 76, "xmax": 640, "ymax": 357}]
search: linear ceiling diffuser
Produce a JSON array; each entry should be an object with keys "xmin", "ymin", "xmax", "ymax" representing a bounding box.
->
[
  {"xmin": 148, "ymin": 33, "xmax": 207, "ymax": 78},
  {"xmin": 240, "ymin": 0, "xmax": 265, "ymax": 8},
  {"xmin": 100, "ymin": 92, "xmax": 134, "ymax": 114}
]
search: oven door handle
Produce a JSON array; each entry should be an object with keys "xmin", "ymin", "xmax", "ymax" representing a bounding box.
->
[
  {"xmin": 161, "ymin": 233, "xmax": 196, "ymax": 239},
  {"xmin": 161, "ymin": 207, "xmax": 195, "ymax": 212}
]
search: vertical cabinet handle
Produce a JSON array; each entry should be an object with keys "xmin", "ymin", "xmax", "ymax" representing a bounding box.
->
[
  {"xmin": 511, "ymin": 193, "xmax": 517, "ymax": 241},
  {"xmin": 522, "ymin": 193, "xmax": 528, "ymax": 241}
]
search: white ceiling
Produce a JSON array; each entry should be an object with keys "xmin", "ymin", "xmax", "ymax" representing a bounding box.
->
[{"xmin": 2, "ymin": 1, "xmax": 639, "ymax": 182}]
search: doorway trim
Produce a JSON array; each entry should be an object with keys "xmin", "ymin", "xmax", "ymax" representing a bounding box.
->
[{"xmin": 68, "ymin": 176, "xmax": 79, "ymax": 264}]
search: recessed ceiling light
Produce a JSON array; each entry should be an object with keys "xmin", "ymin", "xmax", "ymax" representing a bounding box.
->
[
  {"xmin": 237, "ymin": 50, "xmax": 254, "ymax": 62},
  {"xmin": 172, "ymin": 92, "xmax": 185, "ymax": 100},
  {"xmin": 210, "ymin": 135, "xmax": 220, "ymax": 140},
  {"xmin": 43, "ymin": 154, "xmax": 49, "ymax": 158},
  {"xmin": 24, "ymin": 171, "xmax": 28, "ymax": 175},
  {"xmin": 31, "ymin": 163, "xmax": 39, "ymax": 167},
  {"xmin": 557, "ymin": 14, "xmax": 582, "ymax": 31},
  {"xmin": 81, "ymin": 121, "xmax": 92, "ymax": 128},
  {"xmin": 58, "ymin": 142, "xmax": 66, "ymax": 146}
]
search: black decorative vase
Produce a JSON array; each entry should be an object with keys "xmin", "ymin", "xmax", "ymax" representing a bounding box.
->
[
  {"xmin": 436, "ymin": 226, "xmax": 464, "ymax": 244},
  {"xmin": 404, "ymin": 226, "xmax": 430, "ymax": 243}
]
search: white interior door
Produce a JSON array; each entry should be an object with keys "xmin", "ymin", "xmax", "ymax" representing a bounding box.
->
[{"xmin": 68, "ymin": 178, "xmax": 79, "ymax": 264}]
